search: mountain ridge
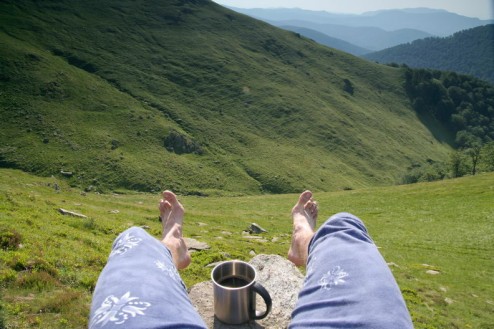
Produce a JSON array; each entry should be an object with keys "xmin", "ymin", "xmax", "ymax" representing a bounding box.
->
[
  {"xmin": 229, "ymin": 7, "xmax": 492, "ymax": 36},
  {"xmin": 229, "ymin": 6, "xmax": 493, "ymax": 53},
  {"xmin": 364, "ymin": 25, "xmax": 494, "ymax": 84}
]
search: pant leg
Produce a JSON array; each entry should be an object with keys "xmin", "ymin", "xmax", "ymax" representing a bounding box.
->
[
  {"xmin": 289, "ymin": 213, "xmax": 413, "ymax": 329},
  {"xmin": 89, "ymin": 227, "xmax": 207, "ymax": 329}
]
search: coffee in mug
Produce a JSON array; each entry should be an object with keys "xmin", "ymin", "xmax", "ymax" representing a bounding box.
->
[{"xmin": 211, "ymin": 260, "xmax": 272, "ymax": 324}]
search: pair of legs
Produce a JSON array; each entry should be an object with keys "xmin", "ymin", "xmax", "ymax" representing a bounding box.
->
[{"xmin": 89, "ymin": 191, "xmax": 413, "ymax": 328}]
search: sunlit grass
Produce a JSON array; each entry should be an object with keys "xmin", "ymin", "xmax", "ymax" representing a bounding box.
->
[{"xmin": 1, "ymin": 169, "xmax": 493, "ymax": 328}]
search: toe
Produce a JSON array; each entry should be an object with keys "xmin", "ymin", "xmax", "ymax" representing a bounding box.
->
[
  {"xmin": 293, "ymin": 191, "xmax": 312, "ymax": 213},
  {"xmin": 298, "ymin": 190, "xmax": 312, "ymax": 205},
  {"xmin": 163, "ymin": 190, "xmax": 184, "ymax": 210}
]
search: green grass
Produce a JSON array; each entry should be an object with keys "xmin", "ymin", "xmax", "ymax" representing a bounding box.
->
[
  {"xmin": 1, "ymin": 168, "xmax": 493, "ymax": 328},
  {"xmin": 0, "ymin": 0, "xmax": 453, "ymax": 195}
]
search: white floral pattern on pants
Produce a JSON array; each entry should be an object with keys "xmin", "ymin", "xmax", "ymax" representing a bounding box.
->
[
  {"xmin": 89, "ymin": 291, "xmax": 151, "ymax": 328},
  {"xmin": 155, "ymin": 259, "xmax": 181, "ymax": 282},
  {"xmin": 318, "ymin": 266, "xmax": 348, "ymax": 291},
  {"xmin": 109, "ymin": 233, "xmax": 142, "ymax": 258}
]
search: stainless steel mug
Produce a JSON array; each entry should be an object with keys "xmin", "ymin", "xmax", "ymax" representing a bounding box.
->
[{"xmin": 211, "ymin": 260, "xmax": 272, "ymax": 324}]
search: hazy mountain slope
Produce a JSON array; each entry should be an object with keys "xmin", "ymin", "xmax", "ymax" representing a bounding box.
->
[
  {"xmin": 280, "ymin": 25, "xmax": 371, "ymax": 55},
  {"xmin": 265, "ymin": 20, "xmax": 431, "ymax": 51},
  {"xmin": 350, "ymin": 8, "xmax": 492, "ymax": 36},
  {"xmin": 0, "ymin": 0, "xmax": 452, "ymax": 194},
  {"xmin": 365, "ymin": 25, "xmax": 494, "ymax": 84},
  {"xmin": 230, "ymin": 7, "xmax": 493, "ymax": 36}
]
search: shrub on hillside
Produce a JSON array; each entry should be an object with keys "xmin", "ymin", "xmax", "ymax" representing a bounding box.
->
[
  {"xmin": 0, "ymin": 226, "xmax": 22, "ymax": 250},
  {"xmin": 400, "ymin": 161, "xmax": 447, "ymax": 184},
  {"xmin": 401, "ymin": 142, "xmax": 494, "ymax": 184}
]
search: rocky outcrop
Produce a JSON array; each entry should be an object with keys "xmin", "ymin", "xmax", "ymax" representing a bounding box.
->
[{"xmin": 164, "ymin": 130, "xmax": 203, "ymax": 155}]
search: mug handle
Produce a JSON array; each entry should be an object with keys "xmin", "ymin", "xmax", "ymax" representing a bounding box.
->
[{"xmin": 251, "ymin": 282, "xmax": 272, "ymax": 320}]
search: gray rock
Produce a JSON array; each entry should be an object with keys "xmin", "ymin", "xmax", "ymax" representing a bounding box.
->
[
  {"xmin": 189, "ymin": 254, "xmax": 304, "ymax": 328},
  {"xmin": 58, "ymin": 208, "xmax": 87, "ymax": 219},
  {"xmin": 184, "ymin": 237, "xmax": 210, "ymax": 251},
  {"xmin": 248, "ymin": 223, "xmax": 267, "ymax": 234}
]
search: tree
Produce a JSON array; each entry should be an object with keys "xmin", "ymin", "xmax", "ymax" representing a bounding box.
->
[
  {"xmin": 449, "ymin": 150, "xmax": 467, "ymax": 178},
  {"xmin": 465, "ymin": 144, "xmax": 482, "ymax": 175}
]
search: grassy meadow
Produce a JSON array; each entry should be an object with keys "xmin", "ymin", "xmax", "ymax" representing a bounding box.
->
[{"xmin": 0, "ymin": 168, "xmax": 493, "ymax": 328}]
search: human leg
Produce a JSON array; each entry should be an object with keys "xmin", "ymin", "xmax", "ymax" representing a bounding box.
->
[
  {"xmin": 89, "ymin": 191, "xmax": 206, "ymax": 329},
  {"xmin": 288, "ymin": 192, "xmax": 413, "ymax": 329}
]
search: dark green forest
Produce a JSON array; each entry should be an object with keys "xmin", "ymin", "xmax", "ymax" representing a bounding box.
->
[
  {"xmin": 404, "ymin": 68, "xmax": 494, "ymax": 147},
  {"xmin": 365, "ymin": 25, "xmax": 494, "ymax": 84},
  {"xmin": 401, "ymin": 67, "xmax": 494, "ymax": 182}
]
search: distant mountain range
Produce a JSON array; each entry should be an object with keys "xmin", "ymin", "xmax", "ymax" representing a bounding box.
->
[
  {"xmin": 271, "ymin": 21, "xmax": 431, "ymax": 52},
  {"xmin": 364, "ymin": 25, "xmax": 494, "ymax": 84},
  {"xmin": 229, "ymin": 7, "xmax": 493, "ymax": 52},
  {"xmin": 280, "ymin": 25, "xmax": 371, "ymax": 55}
]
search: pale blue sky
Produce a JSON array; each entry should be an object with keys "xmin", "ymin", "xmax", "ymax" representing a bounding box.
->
[{"xmin": 212, "ymin": 0, "xmax": 494, "ymax": 20}]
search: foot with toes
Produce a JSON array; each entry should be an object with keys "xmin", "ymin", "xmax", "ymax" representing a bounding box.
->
[
  {"xmin": 159, "ymin": 190, "xmax": 191, "ymax": 270},
  {"xmin": 288, "ymin": 190, "xmax": 318, "ymax": 266}
]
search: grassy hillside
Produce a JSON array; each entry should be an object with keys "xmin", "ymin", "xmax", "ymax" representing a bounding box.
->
[
  {"xmin": 0, "ymin": 168, "xmax": 493, "ymax": 328},
  {"xmin": 365, "ymin": 25, "xmax": 494, "ymax": 84},
  {"xmin": 0, "ymin": 0, "xmax": 453, "ymax": 195}
]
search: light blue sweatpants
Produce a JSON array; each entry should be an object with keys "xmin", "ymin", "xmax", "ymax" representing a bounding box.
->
[
  {"xmin": 89, "ymin": 213, "xmax": 413, "ymax": 328},
  {"xmin": 289, "ymin": 212, "xmax": 413, "ymax": 328}
]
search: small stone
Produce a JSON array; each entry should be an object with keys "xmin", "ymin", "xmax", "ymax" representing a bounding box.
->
[
  {"xmin": 197, "ymin": 222, "xmax": 207, "ymax": 226},
  {"xmin": 184, "ymin": 237, "xmax": 210, "ymax": 251},
  {"xmin": 109, "ymin": 210, "xmax": 120, "ymax": 214},
  {"xmin": 444, "ymin": 297, "xmax": 454, "ymax": 305},
  {"xmin": 248, "ymin": 223, "xmax": 267, "ymax": 234},
  {"xmin": 271, "ymin": 237, "xmax": 279, "ymax": 243},
  {"xmin": 249, "ymin": 250, "xmax": 256, "ymax": 256},
  {"xmin": 58, "ymin": 208, "xmax": 87, "ymax": 218},
  {"xmin": 426, "ymin": 270, "xmax": 440, "ymax": 275}
]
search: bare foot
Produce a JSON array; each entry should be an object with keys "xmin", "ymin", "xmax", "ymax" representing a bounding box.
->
[
  {"xmin": 159, "ymin": 190, "xmax": 191, "ymax": 270},
  {"xmin": 288, "ymin": 190, "xmax": 318, "ymax": 266}
]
